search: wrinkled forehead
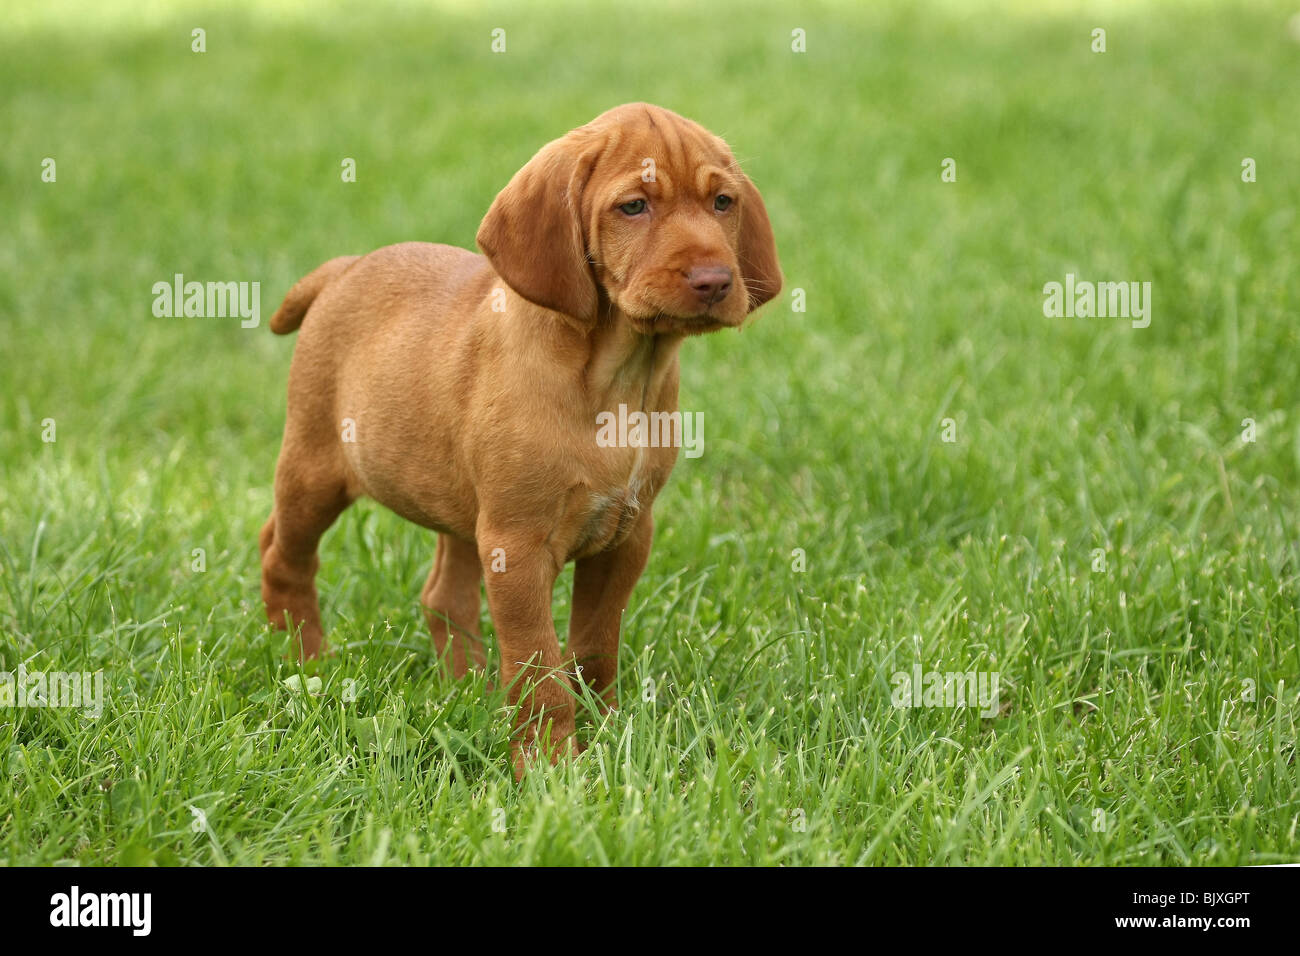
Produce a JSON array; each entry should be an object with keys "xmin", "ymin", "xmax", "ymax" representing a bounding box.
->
[{"xmin": 585, "ymin": 108, "xmax": 740, "ymax": 201}]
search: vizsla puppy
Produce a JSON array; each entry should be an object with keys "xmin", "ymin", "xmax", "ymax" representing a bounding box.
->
[{"xmin": 260, "ymin": 103, "xmax": 781, "ymax": 775}]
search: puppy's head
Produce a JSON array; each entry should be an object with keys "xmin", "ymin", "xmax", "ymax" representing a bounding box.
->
[{"xmin": 477, "ymin": 103, "xmax": 781, "ymax": 335}]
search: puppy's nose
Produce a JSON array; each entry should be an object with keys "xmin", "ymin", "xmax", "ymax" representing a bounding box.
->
[{"xmin": 686, "ymin": 266, "xmax": 733, "ymax": 305}]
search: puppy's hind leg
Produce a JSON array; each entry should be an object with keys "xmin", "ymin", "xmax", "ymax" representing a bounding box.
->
[
  {"xmin": 421, "ymin": 533, "xmax": 486, "ymax": 677},
  {"xmin": 260, "ymin": 454, "xmax": 352, "ymax": 661}
]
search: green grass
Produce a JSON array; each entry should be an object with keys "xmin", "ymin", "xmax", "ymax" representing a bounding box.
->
[{"xmin": 2, "ymin": 0, "xmax": 1299, "ymax": 865}]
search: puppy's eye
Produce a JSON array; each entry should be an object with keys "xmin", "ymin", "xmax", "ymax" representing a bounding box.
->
[
  {"xmin": 714, "ymin": 194, "xmax": 733, "ymax": 212},
  {"xmin": 619, "ymin": 199, "xmax": 647, "ymax": 216}
]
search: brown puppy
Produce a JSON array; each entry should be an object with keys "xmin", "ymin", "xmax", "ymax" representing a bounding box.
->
[{"xmin": 260, "ymin": 103, "xmax": 781, "ymax": 775}]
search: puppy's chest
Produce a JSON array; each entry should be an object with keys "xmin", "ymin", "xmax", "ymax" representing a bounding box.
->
[{"xmin": 571, "ymin": 449, "xmax": 668, "ymax": 558}]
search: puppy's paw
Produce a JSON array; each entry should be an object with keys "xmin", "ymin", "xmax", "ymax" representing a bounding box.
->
[{"xmin": 510, "ymin": 722, "xmax": 579, "ymax": 781}]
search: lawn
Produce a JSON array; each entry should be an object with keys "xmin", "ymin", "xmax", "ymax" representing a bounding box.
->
[{"xmin": 1, "ymin": 0, "xmax": 1298, "ymax": 865}]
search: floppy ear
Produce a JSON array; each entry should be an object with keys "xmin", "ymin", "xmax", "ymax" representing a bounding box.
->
[
  {"xmin": 738, "ymin": 175, "xmax": 782, "ymax": 312},
  {"xmin": 476, "ymin": 138, "xmax": 600, "ymax": 322}
]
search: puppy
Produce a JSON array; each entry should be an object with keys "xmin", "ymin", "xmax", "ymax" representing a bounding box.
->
[{"xmin": 260, "ymin": 103, "xmax": 781, "ymax": 775}]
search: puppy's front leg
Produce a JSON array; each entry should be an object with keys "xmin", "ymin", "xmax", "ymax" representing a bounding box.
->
[
  {"xmin": 478, "ymin": 532, "xmax": 576, "ymax": 778},
  {"xmin": 421, "ymin": 533, "xmax": 486, "ymax": 677},
  {"xmin": 569, "ymin": 513, "xmax": 654, "ymax": 710}
]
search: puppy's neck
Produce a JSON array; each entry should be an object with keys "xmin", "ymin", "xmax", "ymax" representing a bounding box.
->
[{"xmin": 585, "ymin": 311, "xmax": 683, "ymax": 413}]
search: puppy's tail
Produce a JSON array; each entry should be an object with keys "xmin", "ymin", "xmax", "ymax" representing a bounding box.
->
[{"xmin": 269, "ymin": 255, "xmax": 360, "ymax": 334}]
